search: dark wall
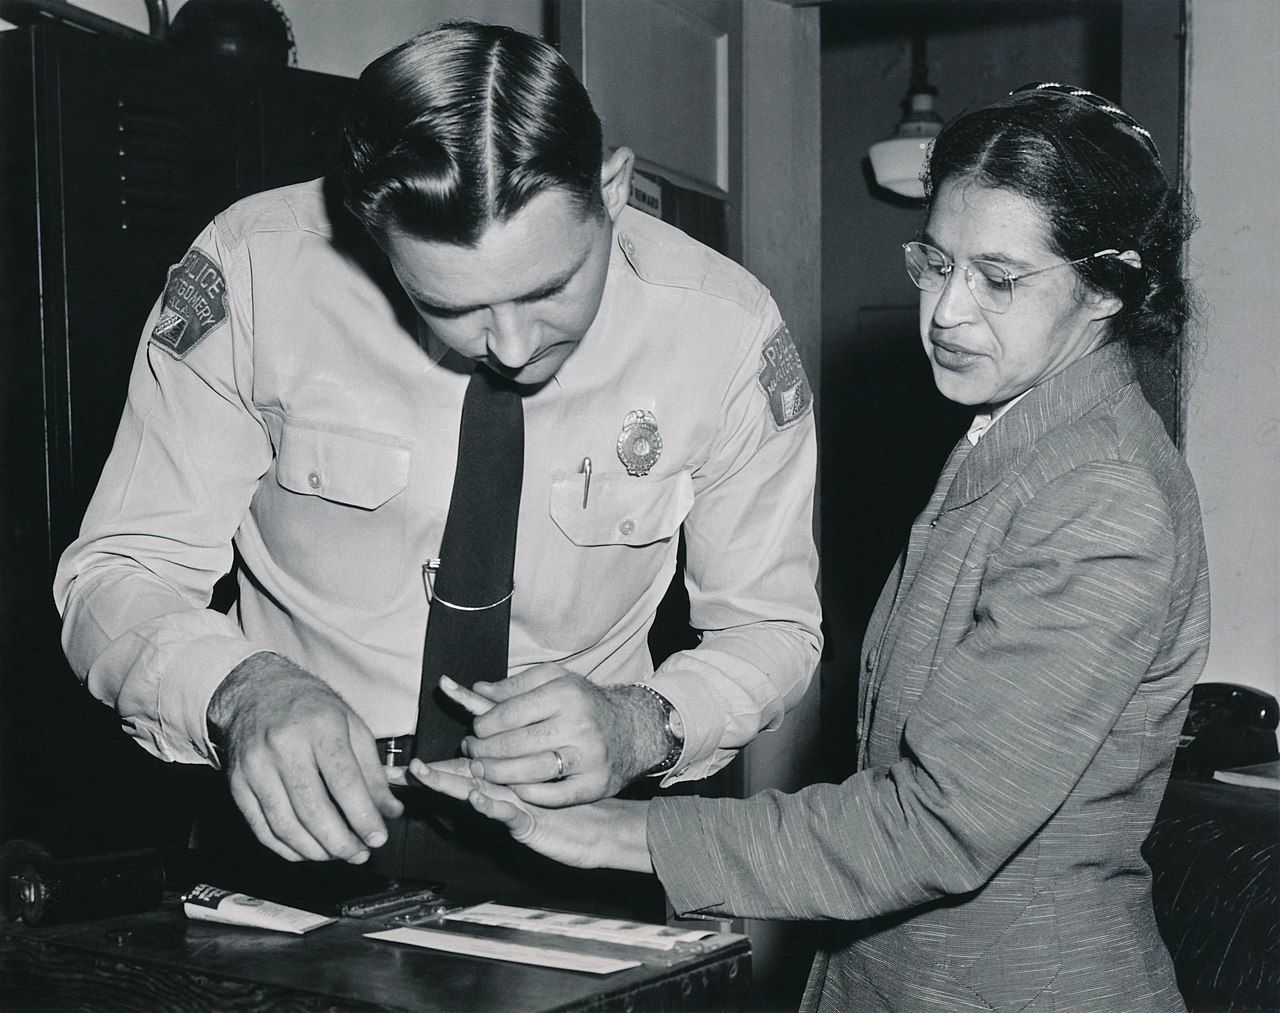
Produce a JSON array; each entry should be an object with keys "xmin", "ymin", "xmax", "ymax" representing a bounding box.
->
[{"xmin": 0, "ymin": 24, "xmax": 353, "ymax": 857}]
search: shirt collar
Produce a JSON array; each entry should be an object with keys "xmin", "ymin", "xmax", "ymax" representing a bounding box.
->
[{"xmin": 966, "ymin": 388, "xmax": 1032, "ymax": 445}]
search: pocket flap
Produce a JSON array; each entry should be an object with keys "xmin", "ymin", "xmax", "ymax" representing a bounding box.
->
[
  {"xmin": 276, "ymin": 418, "xmax": 411, "ymax": 510},
  {"xmin": 550, "ymin": 469, "xmax": 693, "ymax": 547}
]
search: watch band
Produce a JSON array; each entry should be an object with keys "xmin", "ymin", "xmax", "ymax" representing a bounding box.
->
[{"xmin": 629, "ymin": 683, "xmax": 684, "ymax": 775}]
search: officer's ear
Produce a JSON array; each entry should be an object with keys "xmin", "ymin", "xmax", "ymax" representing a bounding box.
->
[{"xmin": 600, "ymin": 147, "xmax": 635, "ymax": 224}]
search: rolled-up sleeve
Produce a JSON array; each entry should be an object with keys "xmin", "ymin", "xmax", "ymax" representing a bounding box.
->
[
  {"xmin": 648, "ymin": 307, "xmax": 821, "ymax": 783},
  {"xmin": 649, "ymin": 462, "xmax": 1176, "ymax": 919},
  {"xmin": 54, "ymin": 222, "xmax": 274, "ymax": 765}
]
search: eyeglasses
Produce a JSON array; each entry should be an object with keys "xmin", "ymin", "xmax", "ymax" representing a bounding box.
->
[{"xmin": 903, "ymin": 241, "xmax": 1120, "ymax": 314}]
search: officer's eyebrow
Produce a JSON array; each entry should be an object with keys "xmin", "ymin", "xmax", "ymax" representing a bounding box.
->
[{"xmin": 408, "ymin": 269, "xmax": 577, "ymax": 317}]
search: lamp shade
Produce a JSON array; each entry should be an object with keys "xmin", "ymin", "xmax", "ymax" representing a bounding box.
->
[
  {"xmin": 869, "ymin": 82, "xmax": 943, "ymax": 200},
  {"xmin": 868, "ymin": 136, "xmax": 932, "ymax": 198}
]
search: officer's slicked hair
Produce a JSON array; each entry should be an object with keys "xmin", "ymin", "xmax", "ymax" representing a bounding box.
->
[{"xmin": 341, "ymin": 22, "xmax": 606, "ymax": 246}]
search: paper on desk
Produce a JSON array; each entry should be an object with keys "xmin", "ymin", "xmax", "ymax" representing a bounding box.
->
[
  {"xmin": 365, "ymin": 927, "xmax": 641, "ymax": 974},
  {"xmin": 445, "ymin": 902, "xmax": 714, "ymax": 951},
  {"xmin": 183, "ymin": 884, "xmax": 336, "ymax": 934}
]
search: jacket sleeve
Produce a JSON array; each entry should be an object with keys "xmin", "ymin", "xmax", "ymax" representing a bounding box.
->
[
  {"xmin": 53, "ymin": 221, "xmax": 275, "ymax": 766},
  {"xmin": 649, "ymin": 460, "xmax": 1176, "ymax": 919},
  {"xmin": 648, "ymin": 304, "xmax": 822, "ymax": 784}
]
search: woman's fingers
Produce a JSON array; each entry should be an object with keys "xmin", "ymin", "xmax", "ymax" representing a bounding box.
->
[
  {"xmin": 408, "ymin": 759, "xmax": 473, "ymax": 800},
  {"xmin": 467, "ymin": 786, "xmax": 536, "ymax": 839},
  {"xmin": 408, "ymin": 759, "xmax": 535, "ymax": 837}
]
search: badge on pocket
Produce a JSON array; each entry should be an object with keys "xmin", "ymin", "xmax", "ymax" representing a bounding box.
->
[{"xmin": 616, "ymin": 409, "xmax": 662, "ymax": 477}]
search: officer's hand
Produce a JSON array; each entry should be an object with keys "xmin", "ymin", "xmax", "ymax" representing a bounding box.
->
[
  {"xmin": 443, "ymin": 666, "xmax": 667, "ymax": 806},
  {"xmin": 407, "ymin": 758, "xmax": 654, "ymax": 873},
  {"xmin": 207, "ymin": 652, "xmax": 403, "ymax": 863}
]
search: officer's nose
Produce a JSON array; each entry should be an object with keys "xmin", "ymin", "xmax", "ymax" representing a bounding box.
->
[{"xmin": 484, "ymin": 305, "xmax": 539, "ymax": 369}]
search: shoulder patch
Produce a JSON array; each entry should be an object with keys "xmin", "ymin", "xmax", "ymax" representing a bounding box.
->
[
  {"xmin": 150, "ymin": 248, "xmax": 228, "ymax": 359},
  {"xmin": 757, "ymin": 324, "xmax": 813, "ymax": 429}
]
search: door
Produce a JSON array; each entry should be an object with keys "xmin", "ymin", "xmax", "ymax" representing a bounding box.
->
[
  {"xmin": 551, "ymin": 2, "xmax": 823, "ymax": 1001},
  {"xmin": 556, "ymin": 0, "xmax": 742, "ymax": 254}
]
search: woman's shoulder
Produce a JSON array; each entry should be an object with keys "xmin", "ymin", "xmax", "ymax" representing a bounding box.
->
[
  {"xmin": 1020, "ymin": 381, "xmax": 1193, "ymax": 498},
  {"xmin": 1006, "ymin": 382, "xmax": 1204, "ymax": 548}
]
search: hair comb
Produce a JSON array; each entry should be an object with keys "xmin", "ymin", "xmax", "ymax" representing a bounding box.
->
[{"xmin": 1012, "ymin": 82, "xmax": 1160, "ymax": 162}]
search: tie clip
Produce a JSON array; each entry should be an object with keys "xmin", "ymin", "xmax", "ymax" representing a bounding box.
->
[
  {"xmin": 421, "ymin": 559, "xmax": 441, "ymax": 600},
  {"xmin": 422, "ymin": 559, "xmax": 514, "ymax": 611}
]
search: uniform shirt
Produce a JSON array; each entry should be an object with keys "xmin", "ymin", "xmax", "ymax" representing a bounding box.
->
[{"xmin": 54, "ymin": 180, "xmax": 822, "ymax": 784}]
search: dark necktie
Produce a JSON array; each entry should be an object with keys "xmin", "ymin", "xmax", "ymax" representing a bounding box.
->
[{"xmin": 414, "ymin": 367, "xmax": 524, "ymax": 762}]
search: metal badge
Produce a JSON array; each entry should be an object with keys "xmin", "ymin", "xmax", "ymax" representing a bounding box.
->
[{"xmin": 616, "ymin": 409, "xmax": 662, "ymax": 477}]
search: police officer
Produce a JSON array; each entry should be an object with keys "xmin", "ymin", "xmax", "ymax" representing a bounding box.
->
[{"xmin": 54, "ymin": 22, "xmax": 820, "ymax": 892}]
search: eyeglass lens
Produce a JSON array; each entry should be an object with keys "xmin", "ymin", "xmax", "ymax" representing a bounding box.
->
[{"xmin": 903, "ymin": 242, "xmax": 1015, "ymax": 313}]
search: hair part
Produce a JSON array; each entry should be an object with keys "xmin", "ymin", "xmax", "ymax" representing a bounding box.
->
[
  {"xmin": 924, "ymin": 87, "xmax": 1198, "ymax": 356},
  {"xmin": 341, "ymin": 22, "xmax": 606, "ymax": 246}
]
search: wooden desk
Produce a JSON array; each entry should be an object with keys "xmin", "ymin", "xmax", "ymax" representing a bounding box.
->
[{"xmin": 2, "ymin": 902, "xmax": 750, "ymax": 1012}]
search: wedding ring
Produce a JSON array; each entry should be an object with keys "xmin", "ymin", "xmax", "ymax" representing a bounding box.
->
[{"xmin": 552, "ymin": 749, "xmax": 566, "ymax": 781}]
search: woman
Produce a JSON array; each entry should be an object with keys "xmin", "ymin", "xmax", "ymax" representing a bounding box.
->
[{"xmin": 415, "ymin": 83, "xmax": 1209, "ymax": 1013}]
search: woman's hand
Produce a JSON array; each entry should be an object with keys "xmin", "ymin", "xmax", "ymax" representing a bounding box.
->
[{"xmin": 408, "ymin": 758, "xmax": 654, "ymax": 873}]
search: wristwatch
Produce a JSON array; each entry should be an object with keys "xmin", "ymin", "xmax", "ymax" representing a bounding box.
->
[{"xmin": 630, "ymin": 683, "xmax": 685, "ymax": 776}]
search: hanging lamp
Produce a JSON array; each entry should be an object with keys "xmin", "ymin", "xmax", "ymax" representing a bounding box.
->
[{"xmin": 868, "ymin": 32, "xmax": 943, "ymax": 199}]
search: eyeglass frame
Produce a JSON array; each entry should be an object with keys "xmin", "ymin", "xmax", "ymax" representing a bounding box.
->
[{"xmin": 902, "ymin": 240, "xmax": 1121, "ymax": 314}]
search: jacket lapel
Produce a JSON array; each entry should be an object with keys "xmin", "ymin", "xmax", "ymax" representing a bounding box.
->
[{"xmin": 941, "ymin": 342, "xmax": 1138, "ymax": 514}]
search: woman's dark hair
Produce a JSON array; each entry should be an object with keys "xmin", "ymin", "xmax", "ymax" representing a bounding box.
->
[
  {"xmin": 341, "ymin": 22, "xmax": 605, "ymax": 246},
  {"xmin": 924, "ymin": 83, "xmax": 1197, "ymax": 354}
]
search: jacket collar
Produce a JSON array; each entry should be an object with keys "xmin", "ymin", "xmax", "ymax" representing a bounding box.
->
[{"xmin": 942, "ymin": 341, "xmax": 1137, "ymax": 513}]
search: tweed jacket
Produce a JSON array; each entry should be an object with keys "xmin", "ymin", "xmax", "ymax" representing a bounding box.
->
[{"xmin": 649, "ymin": 342, "xmax": 1210, "ymax": 1012}]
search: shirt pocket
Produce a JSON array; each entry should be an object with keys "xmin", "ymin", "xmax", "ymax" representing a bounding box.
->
[
  {"xmin": 549, "ymin": 469, "xmax": 694, "ymax": 547},
  {"xmin": 252, "ymin": 416, "xmax": 412, "ymax": 610},
  {"xmin": 532, "ymin": 469, "xmax": 694, "ymax": 652}
]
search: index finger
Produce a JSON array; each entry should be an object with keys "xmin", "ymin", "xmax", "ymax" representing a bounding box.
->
[
  {"xmin": 438, "ymin": 675, "xmax": 494, "ymax": 716},
  {"xmin": 347, "ymin": 721, "xmax": 405, "ymax": 823},
  {"xmin": 472, "ymin": 683, "xmax": 566, "ymax": 737},
  {"xmin": 469, "ymin": 664, "xmax": 570, "ymax": 704},
  {"xmin": 406, "ymin": 758, "xmax": 475, "ymax": 801},
  {"xmin": 316, "ymin": 740, "xmax": 392, "ymax": 852}
]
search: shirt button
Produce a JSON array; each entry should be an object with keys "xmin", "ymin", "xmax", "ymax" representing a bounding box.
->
[
  {"xmin": 618, "ymin": 518, "xmax": 636, "ymax": 536},
  {"xmin": 621, "ymin": 235, "xmax": 636, "ymax": 255},
  {"xmin": 307, "ymin": 471, "xmax": 321, "ymax": 489}
]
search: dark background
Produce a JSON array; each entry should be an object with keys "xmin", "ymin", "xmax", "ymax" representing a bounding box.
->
[{"xmin": 0, "ymin": 23, "xmax": 354, "ymax": 854}]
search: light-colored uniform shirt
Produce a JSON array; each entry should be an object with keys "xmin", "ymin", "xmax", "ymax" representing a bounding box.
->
[{"xmin": 54, "ymin": 181, "xmax": 822, "ymax": 785}]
